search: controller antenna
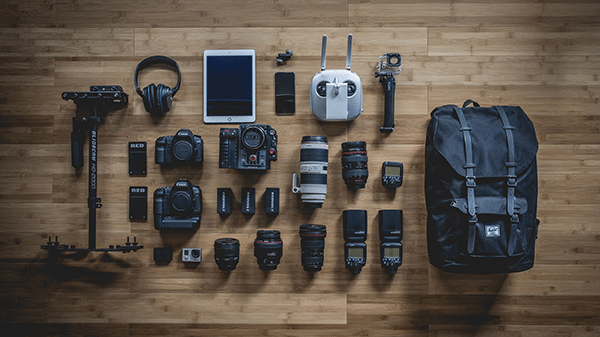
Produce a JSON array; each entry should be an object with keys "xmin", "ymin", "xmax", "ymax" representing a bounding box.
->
[
  {"xmin": 346, "ymin": 34, "xmax": 353, "ymax": 70},
  {"xmin": 320, "ymin": 35, "xmax": 328, "ymax": 71}
]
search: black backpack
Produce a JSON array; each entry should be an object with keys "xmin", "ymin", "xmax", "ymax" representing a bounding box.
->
[{"xmin": 425, "ymin": 100, "xmax": 540, "ymax": 273}]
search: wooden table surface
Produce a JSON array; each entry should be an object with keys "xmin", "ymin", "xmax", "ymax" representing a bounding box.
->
[{"xmin": 1, "ymin": 1, "xmax": 599, "ymax": 336}]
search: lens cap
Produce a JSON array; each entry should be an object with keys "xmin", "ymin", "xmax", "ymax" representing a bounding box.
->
[
  {"xmin": 173, "ymin": 140, "xmax": 193, "ymax": 161},
  {"xmin": 171, "ymin": 190, "xmax": 192, "ymax": 213},
  {"xmin": 241, "ymin": 126, "xmax": 266, "ymax": 149}
]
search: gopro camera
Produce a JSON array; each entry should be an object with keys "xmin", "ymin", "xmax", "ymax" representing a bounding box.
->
[{"xmin": 182, "ymin": 248, "xmax": 202, "ymax": 263}]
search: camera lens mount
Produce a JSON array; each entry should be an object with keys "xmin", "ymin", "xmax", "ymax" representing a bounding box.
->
[{"xmin": 241, "ymin": 125, "xmax": 266, "ymax": 150}]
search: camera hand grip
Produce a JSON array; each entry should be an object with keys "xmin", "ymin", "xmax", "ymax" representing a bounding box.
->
[{"xmin": 379, "ymin": 76, "xmax": 396, "ymax": 133}]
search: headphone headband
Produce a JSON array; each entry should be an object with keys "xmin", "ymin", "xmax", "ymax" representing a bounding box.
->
[{"xmin": 134, "ymin": 55, "xmax": 181, "ymax": 97}]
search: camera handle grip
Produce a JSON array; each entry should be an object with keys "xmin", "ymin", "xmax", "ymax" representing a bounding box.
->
[
  {"xmin": 379, "ymin": 75, "xmax": 396, "ymax": 133},
  {"xmin": 71, "ymin": 118, "xmax": 86, "ymax": 169}
]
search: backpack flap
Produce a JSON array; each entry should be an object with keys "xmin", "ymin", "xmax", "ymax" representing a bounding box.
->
[{"xmin": 430, "ymin": 105, "xmax": 538, "ymax": 179}]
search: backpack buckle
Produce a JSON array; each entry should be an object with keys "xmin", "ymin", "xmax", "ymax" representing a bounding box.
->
[{"xmin": 507, "ymin": 175, "xmax": 517, "ymax": 187}]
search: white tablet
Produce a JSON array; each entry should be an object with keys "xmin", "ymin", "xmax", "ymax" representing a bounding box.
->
[{"xmin": 203, "ymin": 49, "xmax": 256, "ymax": 123}]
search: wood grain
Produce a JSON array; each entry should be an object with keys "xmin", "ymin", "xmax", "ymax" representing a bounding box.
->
[{"xmin": 1, "ymin": 0, "xmax": 599, "ymax": 336}]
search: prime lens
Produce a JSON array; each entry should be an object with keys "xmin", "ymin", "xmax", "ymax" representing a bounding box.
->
[
  {"xmin": 341, "ymin": 141, "xmax": 369, "ymax": 190},
  {"xmin": 254, "ymin": 230, "xmax": 283, "ymax": 270},
  {"xmin": 214, "ymin": 238, "xmax": 240, "ymax": 271},
  {"xmin": 292, "ymin": 136, "xmax": 328, "ymax": 208},
  {"xmin": 299, "ymin": 224, "xmax": 327, "ymax": 272}
]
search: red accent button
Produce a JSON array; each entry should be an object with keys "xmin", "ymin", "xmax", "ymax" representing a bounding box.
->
[
  {"xmin": 250, "ymin": 154, "xmax": 257, "ymax": 161},
  {"xmin": 269, "ymin": 149, "xmax": 275, "ymax": 155}
]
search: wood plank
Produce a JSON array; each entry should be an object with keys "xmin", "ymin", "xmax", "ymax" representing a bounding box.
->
[
  {"xmin": 0, "ymin": 29, "xmax": 134, "ymax": 57},
  {"xmin": 0, "ymin": 57, "xmax": 54, "ymax": 86},
  {"xmin": 0, "ymin": 85, "xmax": 66, "ymax": 116},
  {"xmin": 56, "ymin": 0, "xmax": 348, "ymax": 28},
  {"xmin": 0, "ymin": 262, "xmax": 131, "ymax": 294},
  {"xmin": 535, "ymin": 234, "xmax": 600, "ymax": 265},
  {"xmin": 429, "ymin": 264, "xmax": 600, "ymax": 296},
  {"xmin": 404, "ymin": 56, "xmax": 600, "ymax": 86},
  {"xmin": 0, "ymin": 0, "xmax": 56, "ymax": 28},
  {"xmin": 0, "ymin": 324, "xmax": 129, "ymax": 337},
  {"xmin": 0, "ymin": 293, "xmax": 48, "ymax": 323},
  {"xmin": 129, "ymin": 323, "xmax": 429, "ymax": 337},
  {"xmin": 429, "ymin": 27, "xmax": 600, "ymax": 56},
  {"xmin": 0, "ymin": 173, "xmax": 53, "ymax": 203},
  {"xmin": 348, "ymin": 0, "xmax": 600, "ymax": 27},
  {"xmin": 347, "ymin": 294, "xmax": 600, "ymax": 326},
  {"xmin": 428, "ymin": 85, "xmax": 600, "ymax": 116},
  {"xmin": 134, "ymin": 27, "xmax": 428, "ymax": 57},
  {"xmin": 537, "ymin": 204, "xmax": 600, "ymax": 235},
  {"xmin": 0, "ymin": 203, "xmax": 129, "ymax": 233},
  {"xmin": 0, "ymin": 115, "xmax": 54, "ymax": 144},
  {"xmin": 47, "ymin": 292, "xmax": 347, "ymax": 324},
  {"xmin": 428, "ymin": 325, "xmax": 600, "ymax": 337}
]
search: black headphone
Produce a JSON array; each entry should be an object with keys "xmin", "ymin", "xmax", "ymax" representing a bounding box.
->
[{"xmin": 134, "ymin": 55, "xmax": 181, "ymax": 116}]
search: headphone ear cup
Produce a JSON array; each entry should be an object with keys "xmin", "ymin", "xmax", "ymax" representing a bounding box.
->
[
  {"xmin": 147, "ymin": 83, "xmax": 157, "ymax": 115},
  {"xmin": 157, "ymin": 84, "xmax": 172, "ymax": 114},
  {"xmin": 142, "ymin": 85, "xmax": 153, "ymax": 114}
]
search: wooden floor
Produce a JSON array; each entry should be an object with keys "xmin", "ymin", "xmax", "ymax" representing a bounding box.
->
[{"xmin": 1, "ymin": 1, "xmax": 600, "ymax": 336}]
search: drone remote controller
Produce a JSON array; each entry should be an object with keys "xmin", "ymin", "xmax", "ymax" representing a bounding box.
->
[{"xmin": 310, "ymin": 34, "xmax": 363, "ymax": 122}]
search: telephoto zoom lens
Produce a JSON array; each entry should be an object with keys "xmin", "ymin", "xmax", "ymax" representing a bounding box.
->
[
  {"xmin": 254, "ymin": 230, "xmax": 283, "ymax": 270},
  {"xmin": 214, "ymin": 238, "xmax": 240, "ymax": 271},
  {"xmin": 292, "ymin": 136, "xmax": 328, "ymax": 208},
  {"xmin": 299, "ymin": 224, "xmax": 327, "ymax": 272},
  {"xmin": 341, "ymin": 141, "xmax": 369, "ymax": 189}
]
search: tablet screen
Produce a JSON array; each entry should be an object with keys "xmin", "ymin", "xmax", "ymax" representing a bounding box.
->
[{"xmin": 204, "ymin": 50, "xmax": 256, "ymax": 123}]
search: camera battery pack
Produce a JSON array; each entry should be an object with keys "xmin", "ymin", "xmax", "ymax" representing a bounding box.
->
[
  {"xmin": 129, "ymin": 186, "xmax": 147, "ymax": 221},
  {"xmin": 128, "ymin": 142, "xmax": 147, "ymax": 175},
  {"xmin": 217, "ymin": 188, "xmax": 233, "ymax": 214},
  {"xmin": 265, "ymin": 188, "xmax": 279, "ymax": 215},
  {"xmin": 241, "ymin": 187, "xmax": 255, "ymax": 214}
]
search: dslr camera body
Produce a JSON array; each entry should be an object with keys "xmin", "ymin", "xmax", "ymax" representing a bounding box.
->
[
  {"xmin": 310, "ymin": 34, "xmax": 363, "ymax": 122},
  {"xmin": 155, "ymin": 129, "xmax": 203, "ymax": 167},
  {"xmin": 219, "ymin": 124, "xmax": 277, "ymax": 170},
  {"xmin": 154, "ymin": 179, "xmax": 202, "ymax": 230}
]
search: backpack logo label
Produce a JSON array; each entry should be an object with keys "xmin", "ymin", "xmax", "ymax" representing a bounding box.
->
[{"xmin": 485, "ymin": 225, "xmax": 501, "ymax": 238}]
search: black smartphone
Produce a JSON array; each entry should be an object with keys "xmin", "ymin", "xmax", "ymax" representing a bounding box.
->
[{"xmin": 275, "ymin": 72, "xmax": 295, "ymax": 115}]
